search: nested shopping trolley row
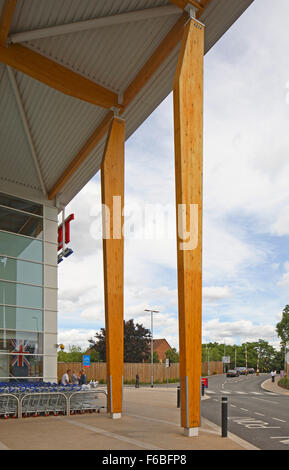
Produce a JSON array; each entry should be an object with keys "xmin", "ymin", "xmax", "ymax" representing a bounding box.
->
[{"xmin": 0, "ymin": 383, "xmax": 107, "ymax": 419}]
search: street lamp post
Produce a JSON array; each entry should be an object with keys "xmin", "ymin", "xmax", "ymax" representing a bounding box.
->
[
  {"xmin": 145, "ymin": 309, "xmax": 159, "ymax": 388},
  {"xmin": 257, "ymin": 352, "xmax": 260, "ymax": 376}
]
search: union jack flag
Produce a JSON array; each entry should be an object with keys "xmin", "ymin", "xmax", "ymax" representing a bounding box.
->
[{"xmin": 11, "ymin": 339, "xmax": 31, "ymax": 368}]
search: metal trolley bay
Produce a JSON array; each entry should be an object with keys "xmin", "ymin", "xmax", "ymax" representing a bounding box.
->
[{"xmin": 0, "ymin": 382, "xmax": 107, "ymax": 419}]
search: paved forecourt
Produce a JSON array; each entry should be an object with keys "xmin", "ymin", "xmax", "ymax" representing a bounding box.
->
[{"xmin": 0, "ymin": 386, "xmax": 253, "ymax": 451}]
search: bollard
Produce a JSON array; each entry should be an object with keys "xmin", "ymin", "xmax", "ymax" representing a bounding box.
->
[
  {"xmin": 177, "ymin": 385, "xmax": 181, "ymax": 408},
  {"xmin": 221, "ymin": 397, "xmax": 228, "ymax": 438},
  {"xmin": 201, "ymin": 382, "xmax": 205, "ymax": 397},
  {"xmin": 135, "ymin": 374, "xmax": 140, "ymax": 388}
]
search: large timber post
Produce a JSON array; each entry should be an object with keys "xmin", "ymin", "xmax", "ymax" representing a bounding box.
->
[
  {"xmin": 173, "ymin": 14, "xmax": 204, "ymax": 436},
  {"xmin": 101, "ymin": 117, "xmax": 125, "ymax": 419}
]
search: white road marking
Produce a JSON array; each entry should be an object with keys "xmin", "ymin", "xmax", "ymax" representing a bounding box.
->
[
  {"xmin": 230, "ymin": 404, "xmax": 237, "ymax": 408},
  {"xmin": 202, "ymin": 417, "xmax": 260, "ymax": 450},
  {"xmin": 235, "ymin": 391, "xmax": 247, "ymax": 395},
  {"xmin": 241, "ymin": 408, "xmax": 248, "ymax": 412},
  {"xmin": 250, "ymin": 397, "xmax": 279, "ymax": 404},
  {"xmin": 230, "ymin": 417, "xmax": 280, "ymax": 429},
  {"xmin": 272, "ymin": 418, "xmax": 286, "ymax": 423},
  {"xmin": 254, "ymin": 413, "xmax": 265, "ymax": 417},
  {"xmin": 205, "ymin": 390, "xmax": 215, "ymax": 394},
  {"xmin": 270, "ymin": 437, "xmax": 289, "ymax": 446},
  {"xmin": 250, "ymin": 392, "xmax": 263, "ymax": 395}
]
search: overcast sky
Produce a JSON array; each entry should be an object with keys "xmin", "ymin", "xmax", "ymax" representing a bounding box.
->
[{"xmin": 57, "ymin": 0, "xmax": 289, "ymax": 351}]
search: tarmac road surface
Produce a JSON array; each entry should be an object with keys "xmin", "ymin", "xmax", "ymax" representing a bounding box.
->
[{"xmin": 201, "ymin": 373, "xmax": 289, "ymax": 450}]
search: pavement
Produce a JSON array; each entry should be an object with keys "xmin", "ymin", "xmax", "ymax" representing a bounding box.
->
[
  {"xmin": 261, "ymin": 375, "xmax": 289, "ymax": 396},
  {"xmin": 0, "ymin": 386, "xmax": 254, "ymax": 451}
]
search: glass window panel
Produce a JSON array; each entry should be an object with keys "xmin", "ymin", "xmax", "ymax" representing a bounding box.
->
[
  {"xmin": 0, "ymin": 231, "xmax": 43, "ymax": 262},
  {"xmin": 0, "ymin": 256, "xmax": 43, "ymax": 286},
  {"xmin": 0, "ymin": 331, "xmax": 43, "ymax": 354},
  {"xmin": 0, "ymin": 281, "xmax": 43, "ymax": 309},
  {"xmin": 0, "ymin": 193, "xmax": 43, "ymax": 216},
  {"xmin": 0, "ymin": 355, "xmax": 43, "ymax": 379},
  {"xmin": 0, "ymin": 306, "xmax": 43, "ymax": 332},
  {"xmin": 0, "ymin": 207, "xmax": 43, "ymax": 239}
]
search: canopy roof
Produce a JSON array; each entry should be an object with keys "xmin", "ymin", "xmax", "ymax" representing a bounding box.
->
[{"xmin": 0, "ymin": 0, "xmax": 254, "ymax": 206}]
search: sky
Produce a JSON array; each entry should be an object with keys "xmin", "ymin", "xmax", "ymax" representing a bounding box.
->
[{"xmin": 57, "ymin": 0, "xmax": 289, "ymax": 352}]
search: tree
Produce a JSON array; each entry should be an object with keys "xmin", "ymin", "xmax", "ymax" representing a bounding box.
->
[
  {"xmin": 90, "ymin": 349, "xmax": 101, "ymax": 362},
  {"xmin": 88, "ymin": 328, "xmax": 106, "ymax": 361},
  {"xmin": 165, "ymin": 348, "xmax": 179, "ymax": 363},
  {"xmin": 88, "ymin": 319, "xmax": 151, "ymax": 363},
  {"xmin": 153, "ymin": 351, "xmax": 160, "ymax": 363},
  {"xmin": 124, "ymin": 319, "xmax": 151, "ymax": 363},
  {"xmin": 57, "ymin": 345, "xmax": 84, "ymax": 362},
  {"xmin": 276, "ymin": 305, "xmax": 289, "ymax": 348}
]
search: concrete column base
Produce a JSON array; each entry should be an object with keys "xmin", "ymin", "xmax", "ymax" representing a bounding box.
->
[
  {"xmin": 111, "ymin": 413, "xmax": 122, "ymax": 419},
  {"xmin": 184, "ymin": 427, "xmax": 199, "ymax": 437}
]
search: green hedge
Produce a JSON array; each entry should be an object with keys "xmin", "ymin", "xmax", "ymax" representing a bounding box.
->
[{"xmin": 278, "ymin": 377, "xmax": 289, "ymax": 390}]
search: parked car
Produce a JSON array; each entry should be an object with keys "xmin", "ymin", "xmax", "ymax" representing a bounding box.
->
[
  {"xmin": 235, "ymin": 367, "xmax": 247, "ymax": 375},
  {"xmin": 226, "ymin": 370, "xmax": 239, "ymax": 377},
  {"xmin": 247, "ymin": 368, "xmax": 255, "ymax": 374}
]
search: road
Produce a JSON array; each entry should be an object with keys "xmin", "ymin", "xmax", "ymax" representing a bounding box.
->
[{"xmin": 201, "ymin": 373, "xmax": 289, "ymax": 450}]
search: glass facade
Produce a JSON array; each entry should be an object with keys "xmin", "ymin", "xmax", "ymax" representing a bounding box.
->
[{"xmin": 0, "ymin": 193, "xmax": 44, "ymax": 381}]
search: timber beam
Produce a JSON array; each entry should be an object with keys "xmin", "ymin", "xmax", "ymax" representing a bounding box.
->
[
  {"xmin": 0, "ymin": 43, "xmax": 121, "ymax": 110},
  {"xmin": 170, "ymin": 1, "xmax": 204, "ymax": 14},
  {"xmin": 0, "ymin": 0, "xmax": 17, "ymax": 46},
  {"xmin": 101, "ymin": 117, "xmax": 125, "ymax": 418},
  {"xmin": 122, "ymin": 12, "xmax": 188, "ymax": 110},
  {"xmin": 174, "ymin": 17, "xmax": 205, "ymax": 435}
]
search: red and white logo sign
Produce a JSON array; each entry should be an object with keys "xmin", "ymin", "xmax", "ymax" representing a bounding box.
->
[{"xmin": 58, "ymin": 214, "xmax": 74, "ymax": 252}]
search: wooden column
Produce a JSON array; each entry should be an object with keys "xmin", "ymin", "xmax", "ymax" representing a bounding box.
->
[
  {"xmin": 101, "ymin": 117, "xmax": 125, "ymax": 418},
  {"xmin": 173, "ymin": 17, "xmax": 204, "ymax": 435}
]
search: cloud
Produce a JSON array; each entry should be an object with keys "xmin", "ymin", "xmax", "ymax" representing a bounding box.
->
[
  {"xmin": 57, "ymin": 0, "xmax": 289, "ymax": 352},
  {"xmin": 202, "ymin": 319, "xmax": 277, "ymax": 347},
  {"xmin": 58, "ymin": 329, "xmax": 98, "ymax": 351},
  {"xmin": 278, "ymin": 262, "xmax": 289, "ymax": 287},
  {"xmin": 203, "ymin": 286, "xmax": 231, "ymax": 302}
]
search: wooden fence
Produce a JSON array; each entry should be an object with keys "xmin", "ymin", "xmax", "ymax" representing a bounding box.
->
[{"xmin": 58, "ymin": 361, "xmax": 223, "ymax": 383}]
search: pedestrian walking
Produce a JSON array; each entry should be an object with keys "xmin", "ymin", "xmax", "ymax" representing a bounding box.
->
[{"xmin": 271, "ymin": 370, "xmax": 276, "ymax": 383}]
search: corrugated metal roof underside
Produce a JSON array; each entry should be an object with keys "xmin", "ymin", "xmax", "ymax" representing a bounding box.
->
[
  {"xmin": 14, "ymin": 71, "xmax": 108, "ymax": 191},
  {"xmin": 10, "ymin": 0, "xmax": 172, "ymax": 32},
  {"xmin": 0, "ymin": 0, "xmax": 254, "ymax": 205},
  {"xmin": 0, "ymin": 65, "xmax": 42, "ymax": 191},
  {"xmin": 60, "ymin": 41, "xmax": 181, "ymax": 206}
]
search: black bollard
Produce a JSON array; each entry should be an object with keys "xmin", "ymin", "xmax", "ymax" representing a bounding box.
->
[
  {"xmin": 201, "ymin": 382, "xmax": 205, "ymax": 397},
  {"xmin": 221, "ymin": 397, "xmax": 228, "ymax": 438},
  {"xmin": 135, "ymin": 374, "xmax": 140, "ymax": 388},
  {"xmin": 177, "ymin": 385, "xmax": 181, "ymax": 408}
]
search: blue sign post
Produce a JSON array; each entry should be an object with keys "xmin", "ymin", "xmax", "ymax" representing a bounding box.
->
[{"xmin": 83, "ymin": 355, "xmax": 91, "ymax": 367}]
